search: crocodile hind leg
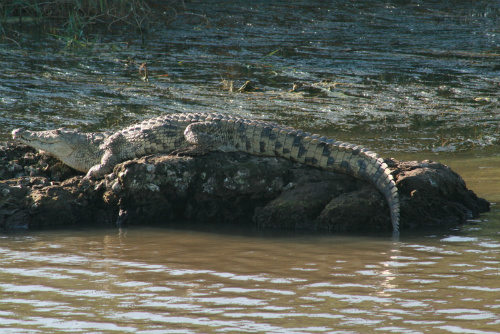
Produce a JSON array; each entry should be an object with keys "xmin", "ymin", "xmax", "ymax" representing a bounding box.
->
[{"xmin": 183, "ymin": 121, "xmax": 239, "ymax": 153}]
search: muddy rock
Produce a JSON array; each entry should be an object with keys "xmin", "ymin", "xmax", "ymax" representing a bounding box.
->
[{"xmin": 0, "ymin": 143, "xmax": 490, "ymax": 231}]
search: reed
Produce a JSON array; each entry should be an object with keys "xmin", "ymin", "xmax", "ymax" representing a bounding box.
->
[{"xmin": 1, "ymin": 0, "xmax": 184, "ymax": 44}]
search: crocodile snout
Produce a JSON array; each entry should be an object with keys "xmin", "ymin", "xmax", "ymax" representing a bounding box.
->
[{"xmin": 12, "ymin": 128, "xmax": 26, "ymax": 140}]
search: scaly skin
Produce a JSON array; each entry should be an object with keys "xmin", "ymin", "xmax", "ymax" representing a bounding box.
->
[{"xmin": 12, "ymin": 113, "xmax": 400, "ymax": 232}]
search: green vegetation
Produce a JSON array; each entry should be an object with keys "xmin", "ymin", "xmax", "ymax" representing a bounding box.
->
[{"xmin": 0, "ymin": 0, "xmax": 185, "ymax": 47}]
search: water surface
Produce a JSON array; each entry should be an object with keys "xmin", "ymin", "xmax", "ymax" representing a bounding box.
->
[{"xmin": 1, "ymin": 226, "xmax": 499, "ymax": 333}]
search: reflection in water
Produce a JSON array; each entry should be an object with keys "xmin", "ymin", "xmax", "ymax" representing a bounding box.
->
[{"xmin": 1, "ymin": 226, "xmax": 499, "ymax": 333}]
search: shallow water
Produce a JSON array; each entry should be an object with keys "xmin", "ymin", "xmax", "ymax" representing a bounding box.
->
[{"xmin": 0, "ymin": 0, "xmax": 499, "ymax": 332}]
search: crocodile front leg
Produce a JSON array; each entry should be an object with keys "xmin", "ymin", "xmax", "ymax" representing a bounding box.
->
[
  {"xmin": 85, "ymin": 150, "xmax": 119, "ymax": 179},
  {"xmin": 84, "ymin": 132, "xmax": 128, "ymax": 179}
]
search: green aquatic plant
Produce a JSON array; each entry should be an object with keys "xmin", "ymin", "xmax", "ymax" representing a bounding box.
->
[{"xmin": 0, "ymin": 0, "xmax": 185, "ymax": 48}]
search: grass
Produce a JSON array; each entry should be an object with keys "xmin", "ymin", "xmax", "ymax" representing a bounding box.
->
[{"xmin": 0, "ymin": 0, "xmax": 189, "ymax": 48}]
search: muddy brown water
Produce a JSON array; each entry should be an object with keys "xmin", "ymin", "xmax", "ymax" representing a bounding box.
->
[
  {"xmin": 0, "ymin": 1, "xmax": 499, "ymax": 332},
  {"xmin": 1, "ymin": 225, "xmax": 499, "ymax": 333}
]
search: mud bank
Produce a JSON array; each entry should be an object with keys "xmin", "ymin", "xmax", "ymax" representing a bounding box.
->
[{"xmin": 0, "ymin": 143, "xmax": 490, "ymax": 231}]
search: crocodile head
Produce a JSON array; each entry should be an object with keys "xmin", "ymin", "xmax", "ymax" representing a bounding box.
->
[{"xmin": 12, "ymin": 128, "xmax": 106, "ymax": 172}]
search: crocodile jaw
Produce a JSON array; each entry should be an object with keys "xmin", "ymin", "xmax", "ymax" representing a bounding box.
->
[{"xmin": 12, "ymin": 128, "xmax": 91, "ymax": 172}]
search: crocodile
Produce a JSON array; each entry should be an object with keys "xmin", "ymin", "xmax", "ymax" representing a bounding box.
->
[{"xmin": 12, "ymin": 112, "xmax": 400, "ymax": 232}]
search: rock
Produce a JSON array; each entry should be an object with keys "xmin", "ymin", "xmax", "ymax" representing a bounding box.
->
[
  {"xmin": 394, "ymin": 159, "xmax": 490, "ymax": 228},
  {"xmin": 0, "ymin": 142, "xmax": 490, "ymax": 231}
]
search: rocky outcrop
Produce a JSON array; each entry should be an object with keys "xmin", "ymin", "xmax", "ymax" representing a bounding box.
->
[{"xmin": 0, "ymin": 142, "xmax": 490, "ymax": 231}]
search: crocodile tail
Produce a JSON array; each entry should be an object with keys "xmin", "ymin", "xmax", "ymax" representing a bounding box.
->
[
  {"xmin": 214, "ymin": 119, "xmax": 400, "ymax": 232},
  {"xmin": 269, "ymin": 129, "xmax": 400, "ymax": 232},
  {"xmin": 355, "ymin": 148, "xmax": 400, "ymax": 233},
  {"xmin": 319, "ymin": 140, "xmax": 400, "ymax": 233}
]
